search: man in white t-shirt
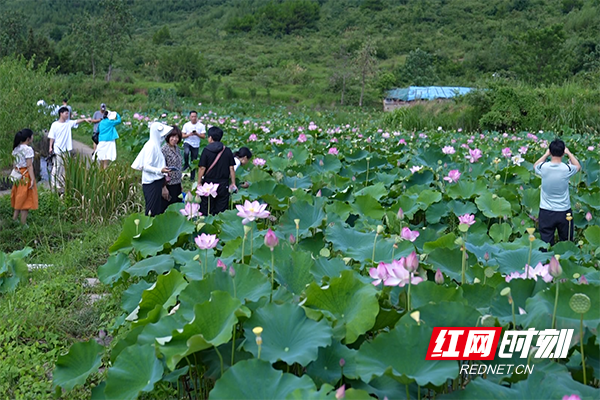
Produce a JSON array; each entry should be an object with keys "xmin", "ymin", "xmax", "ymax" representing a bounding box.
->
[
  {"xmin": 181, "ymin": 110, "xmax": 206, "ymax": 181},
  {"xmin": 48, "ymin": 107, "xmax": 90, "ymax": 190}
]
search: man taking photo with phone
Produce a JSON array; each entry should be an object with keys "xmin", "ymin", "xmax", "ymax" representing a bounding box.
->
[{"xmin": 181, "ymin": 110, "xmax": 206, "ymax": 181}]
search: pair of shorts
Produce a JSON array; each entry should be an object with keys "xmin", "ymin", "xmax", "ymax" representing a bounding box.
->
[{"xmin": 96, "ymin": 141, "xmax": 117, "ymax": 161}]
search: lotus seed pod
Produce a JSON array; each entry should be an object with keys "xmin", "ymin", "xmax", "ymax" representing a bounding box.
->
[
  {"xmin": 526, "ymin": 227, "xmax": 535, "ymax": 235},
  {"xmin": 474, "ymin": 277, "xmax": 481, "ymax": 284},
  {"xmin": 252, "ymin": 326, "xmax": 263, "ymax": 335},
  {"xmin": 500, "ymin": 287, "xmax": 511, "ymax": 296},
  {"xmin": 573, "ymin": 273, "xmax": 580, "ymax": 279},
  {"xmin": 294, "ymin": 219, "xmax": 300, "ymax": 229},
  {"xmin": 455, "ymin": 237, "xmax": 465, "ymax": 246},
  {"xmin": 495, "ymin": 174, "xmax": 501, "ymax": 180},
  {"xmin": 243, "ymin": 225, "xmax": 252, "ymax": 234},
  {"xmin": 569, "ymin": 293, "xmax": 591, "ymax": 314},
  {"xmin": 484, "ymin": 267, "xmax": 495, "ymax": 278},
  {"xmin": 410, "ymin": 311, "xmax": 420, "ymax": 324}
]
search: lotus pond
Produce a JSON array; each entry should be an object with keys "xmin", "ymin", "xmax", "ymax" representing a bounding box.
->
[{"xmin": 53, "ymin": 109, "xmax": 600, "ymax": 399}]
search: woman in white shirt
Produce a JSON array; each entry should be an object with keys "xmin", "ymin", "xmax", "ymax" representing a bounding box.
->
[
  {"xmin": 233, "ymin": 147, "xmax": 252, "ymax": 188},
  {"xmin": 11, "ymin": 129, "xmax": 38, "ymax": 225},
  {"xmin": 131, "ymin": 122, "xmax": 173, "ymax": 216}
]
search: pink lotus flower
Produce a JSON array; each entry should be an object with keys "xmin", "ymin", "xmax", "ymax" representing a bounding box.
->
[
  {"xmin": 328, "ymin": 147, "xmax": 339, "ymax": 155},
  {"xmin": 236, "ymin": 200, "xmax": 270, "ymax": 225},
  {"xmin": 297, "ymin": 133, "xmax": 307, "ymax": 143},
  {"xmin": 383, "ymin": 258, "xmax": 423, "ymax": 287},
  {"xmin": 562, "ymin": 395, "xmax": 581, "ymax": 400},
  {"xmin": 409, "ymin": 165, "xmax": 423, "ymax": 173},
  {"xmin": 443, "ymin": 169, "xmax": 461, "ymax": 183},
  {"xmin": 518, "ymin": 146, "xmax": 528, "ymax": 154},
  {"xmin": 502, "ymin": 147, "xmax": 512, "ymax": 158},
  {"xmin": 195, "ymin": 233, "xmax": 219, "ymax": 250},
  {"xmin": 585, "ymin": 212, "xmax": 592, "ymax": 222},
  {"xmin": 504, "ymin": 262, "xmax": 553, "ymax": 283},
  {"xmin": 287, "ymin": 151, "xmax": 293, "ymax": 159},
  {"xmin": 253, "ymin": 158, "xmax": 266, "ymax": 166},
  {"xmin": 435, "ymin": 269, "xmax": 444, "ymax": 284},
  {"xmin": 468, "ymin": 148, "xmax": 483, "ymax": 163},
  {"xmin": 588, "ymin": 146, "xmax": 595, "ymax": 151},
  {"xmin": 179, "ymin": 202, "xmax": 201, "ymax": 220},
  {"xmin": 264, "ymin": 228, "xmax": 279, "ymax": 250},
  {"xmin": 196, "ymin": 182, "xmax": 219, "ymax": 198},
  {"xmin": 458, "ymin": 214, "xmax": 476, "ymax": 226},
  {"xmin": 398, "ymin": 139, "xmax": 407, "ymax": 145},
  {"xmin": 248, "ymin": 134, "xmax": 258, "ymax": 141},
  {"xmin": 369, "ymin": 263, "xmax": 388, "ymax": 286},
  {"xmin": 405, "ymin": 251, "xmax": 419, "ymax": 272},
  {"xmin": 442, "ymin": 146, "xmax": 455, "ymax": 154},
  {"xmin": 400, "ymin": 227, "xmax": 420, "ymax": 242}
]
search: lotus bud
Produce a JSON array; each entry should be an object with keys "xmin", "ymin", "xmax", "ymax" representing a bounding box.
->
[
  {"xmin": 585, "ymin": 212, "xmax": 592, "ymax": 222},
  {"xmin": 243, "ymin": 225, "xmax": 252, "ymax": 235},
  {"xmin": 548, "ymin": 256, "xmax": 562, "ymax": 278},
  {"xmin": 339, "ymin": 358, "xmax": 345, "ymax": 367},
  {"xmin": 217, "ymin": 259, "xmax": 227, "ymax": 271},
  {"xmin": 287, "ymin": 151, "xmax": 293, "ymax": 159},
  {"xmin": 316, "ymin": 189, "xmax": 322, "ymax": 197},
  {"xmin": 289, "ymin": 234, "xmax": 296, "ymax": 244},
  {"xmin": 580, "ymin": 275, "xmax": 588, "ymax": 285},
  {"xmin": 376, "ymin": 225, "xmax": 385, "ymax": 234},
  {"xmin": 264, "ymin": 228, "xmax": 279, "ymax": 251},
  {"xmin": 397, "ymin": 208, "xmax": 404, "ymax": 220},
  {"xmin": 435, "ymin": 269, "xmax": 444, "ymax": 285},
  {"xmin": 294, "ymin": 219, "xmax": 300, "ymax": 229},
  {"xmin": 335, "ymin": 385, "xmax": 345, "ymax": 400},
  {"xmin": 405, "ymin": 251, "xmax": 419, "ymax": 272},
  {"xmin": 484, "ymin": 252, "xmax": 490, "ymax": 261},
  {"xmin": 526, "ymin": 227, "xmax": 535, "ymax": 235},
  {"xmin": 319, "ymin": 159, "xmax": 324, "ymax": 166},
  {"xmin": 229, "ymin": 266, "xmax": 236, "ymax": 278}
]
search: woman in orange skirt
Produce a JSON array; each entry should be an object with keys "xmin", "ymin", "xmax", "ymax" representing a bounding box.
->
[{"xmin": 11, "ymin": 129, "xmax": 38, "ymax": 225}]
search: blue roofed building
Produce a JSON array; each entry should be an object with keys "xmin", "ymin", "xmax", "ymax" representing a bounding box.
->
[{"xmin": 383, "ymin": 86, "xmax": 474, "ymax": 111}]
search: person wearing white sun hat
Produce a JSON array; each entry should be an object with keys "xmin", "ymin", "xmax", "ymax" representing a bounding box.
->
[{"xmin": 132, "ymin": 122, "xmax": 173, "ymax": 216}]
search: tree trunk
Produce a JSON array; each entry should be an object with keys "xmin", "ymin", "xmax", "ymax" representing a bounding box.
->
[
  {"xmin": 105, "ymin": 64, "xmax": 113, "ymax": 82},
  {"xmin": 91, "ymin": 53, "xmax": 96, "ymax": 80},
  {"xmin": 341, "ymin": 75, "xmax": 346, "ymax": 105}
]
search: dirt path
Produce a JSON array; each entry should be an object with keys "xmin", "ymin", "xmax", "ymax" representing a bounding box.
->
[{"xmin": 1, "ymin": 139, "xmax": 94, "ymax": 197}]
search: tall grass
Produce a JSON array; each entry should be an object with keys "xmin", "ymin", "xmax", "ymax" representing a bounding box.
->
[{"xmin": 62, "ymin": 153, "xmax": 143, "ymax": 223}]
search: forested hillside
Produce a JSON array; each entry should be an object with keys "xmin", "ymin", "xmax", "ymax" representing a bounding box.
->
[{"xmin": 1, "ymin": 0, "xmax": 600, "ymax": 106}]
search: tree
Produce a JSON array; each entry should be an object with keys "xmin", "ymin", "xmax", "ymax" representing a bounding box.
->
[
  {"xmin": 512, "ymin": 24, "xmax": 567, "ymax": 84},
  {"xmin": 399, "ymin": 48, "xmax": 438, "ymax": 86},
  {"xmin": 152, "ymin": 26, "xmax": 173, "ymax": 45},
  {"xmin": 0, "ymin": 11, "xmax": 26, "ymax": 57},
  {"xmin": 355, "ymin": 40, "xmax": 377, "ymax": 107},
  {"xmin": 69, "ymin": 13, "xmax": 106, "ymax": 79},
  {"xmin": 330, "ymin": 45, "xmax": 353, "ymax": 105},
  {"xmin": 100, "ymin": 0, "xmax": 134, "ymax": 82}
]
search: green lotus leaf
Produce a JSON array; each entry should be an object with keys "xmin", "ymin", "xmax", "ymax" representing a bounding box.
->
[
  {"xmin": 410, "ymin": 281, "xmax": 467, "ymax": 309},
  {"xmin": 121, "ymin": 279, "xmax": 153, "ymax": 313},
  {"xmin": 199, "ymin": 340, "xmax": 253, "ymax": 380},
  {"xmin": 283, "ymin": 175, "xmax": 313, "ymax": 189},
  {"xmin": 274, "ymin": 248, "xmax": 315, "ymax": 295},
  {"xmin": 416, "ymin": 189, "xmax": 442, "ymax": 208},
  {"xmin": 579, "ymin": 191, "xmax": 600, "ymax": 210},
  {"xmin": 217, "ymin": 209, "xmax": 247, "ymax": 241},
  {"xmin": 97, "ymin": 252, "xmax": 130, "ymax": 285},
  {"xmin": 475, "ymin": 192, "xmax": 512, "ymax": 218},
  {"xmin": 137, "ymin": 269, "xmax": 188, "ymax": 322},
  {"xmin": 179, "ymin": 264, "xmax": 270, "ymax": 313},
  {"xmin": 522, "ymin": 281, "xmax": 599, "ymax": 332},
  {"xmin": 489, "ymin": 223, "xmax": 512, "ymax": 243},
  {"xmin": 304, "ymin": 270, "xmax": 379, "ymax": 344},
  {"xmin": 391, "ymin": 194, "xmax": 420, "ymax": 218},
  {"xmin": 306, "ymin": 340, "xmax": 360, "ymax": 386},
  {"xmin": 399, "ymin": 301, "xmax": 481, "ymax": 329},
  {"xmin": 311, "ymin": 257, "xmax": 349, "ymax": 283},
  {"xmin": 246, "ymin": 180, "xmax": 293, "ymax": 200},
  {"xmin": 490, "ymin": 278, "xmax": 548, "ymax": 325},
  {"xmin": 521, "ymin": 188, "xmax": 540, "ymax": 214},
  {"xmin": 136, "ymin": 312, "xmax": 190, "ymax": 346},
  {"xmin": 351, "ymin": 194, "xmax": 385, "ymax": 220},
  {"xmin": 423, "ymin": 233, "xmax": 456, "ymax": 253},
  {"xmin": 289, "ymin": 385, "xmax": 372, "ymax": 400},
  {"xmin": 446, "ymin": 200, "xmax": 478, "ymax": 216},
  {"xmin": 494, "ymin": 247, "xmax": 549, "ymax": 275},
  {"xmin": 345, "ymin": 149, "xmax": 369, "ymax": 161},
  {"xmin": 109, "ymin": 213, "xmax": 152, "ymax": 254},
  {"xmin": 53, "ymin": 340, "xmax": 103, "ymax": 391},
  {"xmin": 461, "ymin": 284, "xmax": 497, "ymax": 311},
  {"xmin": 132, "ymin": 211, "xmax": 195, "ymax": 257},
  {"xmin": 355, "ymin": 323, "xmax": 457, "ymax": 386},
  {"xmin": 127, "ymin": 254, "xmax": 174, "ymax": 278},
  {"xmin": 0, "ymin": 255, "xmax": 28, "ymax": 293},
  {"xmin": 584, "ymin": 225, "xmax": 600, "ymax": 247},
  {"xmin": 312, "ymin": 155, "xmax": 342, "ymax": 174},
  {"xmin": 326, "ymin": 223, "xmax": 413, "ymax": 263},
  {"xmin": 406, "ymin": 170, "xmax": 434, "ymax": 186},
  {"xmin": 354, "ymin": 182, "xmax": 388, "ymax": 200},
  {"xmin": 208, "ymin": 359, "xmax": 316, "ymax": 399},
  {"xmin": 375, "ymin": 171, "xmax": 398, "ymax": 186},
  {"xmin": 425, "ymin": 247, "xmax": 478, "ymax": 282},
  {"xmin": 103, "ymin": 344, "xmax": 163, "ymax": 400},
  {"xmin": 279, "ymin": 197, "xmax": 327, "ymax": 237},
  {"xmin": 425, "ymin": 202, "xmax": 449, "ymax": 224},
  {"xmin": 242, "ymin": 302, "xmax": 332, "ymax": 366},
  {"xmin": 160, "ymin": 291, "xmax": 248, "ymax": 370},
  {"xmin": 244, "ymin": 168, "xmax": 271, "ymax": 184},
  {"xmin": 446, "ymin": 179, "xmax": 487, "ymax": 200},
  {"xmin": 325, "ymin": 201, "xmax": 353, "ymax": 222}
]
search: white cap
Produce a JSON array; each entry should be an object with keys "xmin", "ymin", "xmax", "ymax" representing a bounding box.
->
[{"xmin": 108, "ymin": 111, "xmax": 117, "ymax": 120}]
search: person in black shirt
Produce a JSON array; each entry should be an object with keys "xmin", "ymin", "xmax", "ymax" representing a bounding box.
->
[{"xmin": 197, "ymin": 127, "xmax": 236, "ymax": 215}]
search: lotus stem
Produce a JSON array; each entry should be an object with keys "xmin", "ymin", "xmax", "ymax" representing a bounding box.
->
[
  {"xmin": 551, "ymin": 280, "xmax": 559, "ymax": 329},
  {"xmin": 580, "ymin": 314, "xmax": 586, "ymax": 385},
  {"xmin": 214, "ymin": 346, "xmax": 224, "ymax": 377},
  {"xmin": 241, "ymin": 231, "xmax": 247, "ymax": 263},
  {"xmin": 406, "ymin": 384, "xmax": 410, "ymax": 400},
  {"xmin": 295, "ymin": 226, "xmax": 299, "ymax": 247},
  {"xmin": 418, "ymin": 385, "xmax": 421, "ymax": 400},
  {"xmin": 270, "ymin": 251, "xmax": 275, "ymax": 302},
  {"xmin": 461, "ymin": 242, "xmax": 467, "ymax": 285},
  {"xmin": 231, "ymin": 325, "xmax": 236, "ymax": 366},
  {"xmin": 250, "ymin": 223, "xmax": 254, "ymax": 258},
  {"xmin": 366, "ymin": 158, "xmax": 370, "ymax": 185},
  {"xmin": 204, "ymin": 249, "xmax": 208, "ymax": 279},
  {"xmin": 510, "ymin": 294, "xmax": 516, "ymax": 329},
  {"xmin": 372, "ymin": 232, "xmax": 379, "ymax": 267},
  {"xmin": 208, "ymin": 196, "xmax": 211, "ymax": 216},
  {"xmin": 407, "ymin": 273, "xmax": 412, "ymax": 311},
  {"xmin": 391, "ymin": 245, "xmax": 396, "ymax": 263},
  {"xmin": 568, "ymin": 219, "xmax": 572, "ymax": 242},
  {"xmin": 504, "ymin": 164, "xmax": 509, "ymax": 185},
  {"xmin": 526, "ymin": 240, "xmax": 533, "ymax": 279}
]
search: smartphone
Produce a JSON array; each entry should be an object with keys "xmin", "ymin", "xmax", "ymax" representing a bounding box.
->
[{"xmin": 168, "ymin": 166, "xmax": 181, "ymax": 171}]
